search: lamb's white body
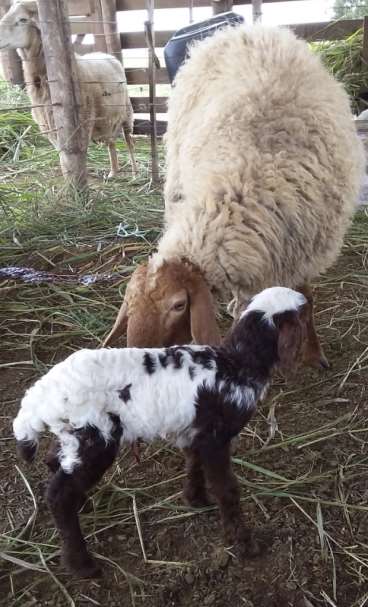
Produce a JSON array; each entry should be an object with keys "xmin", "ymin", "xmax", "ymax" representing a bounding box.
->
[{"xmin": 13, "ymin": 347, "xmax": 217, "ymax": 471}]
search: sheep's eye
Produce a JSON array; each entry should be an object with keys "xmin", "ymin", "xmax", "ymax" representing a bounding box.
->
[
  {"xmin": 172, "ymin": 301, "xmax": 186, "ymax": 312},
  {"xmin": 17, "ymin": 18, "xmax": 28, "ymax": 25}
]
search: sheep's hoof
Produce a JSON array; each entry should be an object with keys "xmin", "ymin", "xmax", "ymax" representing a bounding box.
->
[{"xmin": 63, "ymin": 553, "xmax": 101, "ymax": 578}]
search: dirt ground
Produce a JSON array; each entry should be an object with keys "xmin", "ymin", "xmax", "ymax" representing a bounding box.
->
[{"xmin": 1, "ymin": 214, "xmax": 368, "ymax": 607}]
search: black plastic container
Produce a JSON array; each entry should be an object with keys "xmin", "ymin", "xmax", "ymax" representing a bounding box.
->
[{"xmin": 164, "ymin": 11, "xmax": 244, "ymax": 84}]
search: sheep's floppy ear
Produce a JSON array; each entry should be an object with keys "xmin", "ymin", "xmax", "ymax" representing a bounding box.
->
[
  {"xmin": 277, "ymin": 313, "xmax": 302, "ymax": 372},
  {"xmin": 102, "ymin": 300, "xmax": 128, "ymax": 347},
  {"xmin": 187, "ymin": 275, "xmax": 221, "ymax": 345}
]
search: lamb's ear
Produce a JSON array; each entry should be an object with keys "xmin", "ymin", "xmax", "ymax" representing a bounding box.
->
[
  {"xmin": 188, "ymin": 275, "xmax": 221, "ymax": 345},
  {"xmin": 102, "ymin": 301, "xmax": 128, "ymax": 347},
  {"xmin": 277, "ymin": 313, "xmax": 302, "ymax": 372}
]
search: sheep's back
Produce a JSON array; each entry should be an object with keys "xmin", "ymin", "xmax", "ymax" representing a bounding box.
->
[
  {"xmin": 76, "ymin": 53, "xmax": 133, "ymax": 142},
  {"xmin": 162, "ymin": 26, "xmax": 365, "ymax": 299}
]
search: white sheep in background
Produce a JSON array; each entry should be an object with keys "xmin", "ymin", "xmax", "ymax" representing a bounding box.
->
[
  {"xmin": 0, "ymin": 0, "xmax": 137, "ymax": 178},
  {"xmin": 13, "ymin": 286, "xmax": 321, "ymax": 577},
  {"xmin": 104, "ymin": 25, "xmax": 365, "ymax": 358}
]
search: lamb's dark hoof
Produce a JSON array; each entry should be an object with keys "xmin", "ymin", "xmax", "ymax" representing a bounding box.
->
[
  {"xmin": 63, "ymin": 554, "xmax": 101, "ymax": 578},
  {"xmin": 184, "ymin": 491, "xmax": 212, "ymax": 509},
  {"xmin": 228, "ymin": 528, "xmax": 269, "ymax": 559}
]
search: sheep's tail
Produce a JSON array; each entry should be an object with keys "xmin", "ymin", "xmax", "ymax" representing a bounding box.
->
[{"xmin": 13, "ymin": 400, "xmax": 44, "ymax": 463}]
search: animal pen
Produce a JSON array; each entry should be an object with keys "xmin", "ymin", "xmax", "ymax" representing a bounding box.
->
[
  {"xmin": 1, "ymin": 2, "xmax": 368, "ymax": 607},
  {"xmin": 2, "ymin": 0, "xmax": 368, "ymax": 185}
]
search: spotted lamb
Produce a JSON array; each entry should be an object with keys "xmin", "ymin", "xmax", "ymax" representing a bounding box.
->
[{"xmin": 13, "ymin": 286, "xmax": 321, "ymax": 577}]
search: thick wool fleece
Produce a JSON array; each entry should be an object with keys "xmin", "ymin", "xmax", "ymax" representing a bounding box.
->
[{"xmin": 160, "ymin": 25, "xmax": 365, "ymax": 303}]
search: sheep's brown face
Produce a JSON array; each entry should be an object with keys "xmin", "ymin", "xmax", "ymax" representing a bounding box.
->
[
  {"xmin": 103, "ymin": 259, "xmax": 221, "ymax": 348},
  {"xmin": 0, "ymin": 3, "xmax": 38, "ymax": 52}
]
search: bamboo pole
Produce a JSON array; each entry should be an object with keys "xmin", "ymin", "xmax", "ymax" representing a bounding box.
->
[
  {"xmin": 100, "ymin": 0, "xmax": 123, "ymax": 63},
  {"xmin": 145, "ymin": 0, "xmax": 160, "ymax": 185},
  {"xmin": 0, "ymin": 0, "xmax": 24, "ymax": 87},
  {"xmin": 252, "ymin": 0, "xmax": 262, "ymax": 22},
  {"xmin": 37, "ymin": 0, "xmax": 88, "ymax": 188}
]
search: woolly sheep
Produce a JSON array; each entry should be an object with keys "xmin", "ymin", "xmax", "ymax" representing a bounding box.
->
[
  {"xmin": 0, "ymin": 0, "xmax": 137, "ymax": 178},
  {"xmin": 103, "ymin": 25, "xmax": 364, "ymax": 358},
  {"xmin": 13, "ymin": 286, "xmax": 321, "ymax": 577}
]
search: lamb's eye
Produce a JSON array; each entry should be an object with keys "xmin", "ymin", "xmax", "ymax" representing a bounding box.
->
[{"xmin": 17, "ymin": 18, "xmax": 28, "ymax": 25}]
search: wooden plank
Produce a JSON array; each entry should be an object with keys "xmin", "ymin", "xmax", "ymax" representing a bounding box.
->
[
  {"xmin": 134, "ymin": 118, "xmax": 167, "ymax": 136},
  {"xmin": 68, "ymin": 0, "xmax": 94, "ymax": 16},
  {"xmin": 290, "ymin": 19, "xmax": 363, "ymax": 41},
  {"xmin": 131, "ymin": 96, "xmax": 167, "ymax": 112},
  {"xmin": 212, "ymin": 0, "xmax": 233, "ymax": 14},
  {"xmin": 120, "ymin": 19, "xmax": 364, "ymax": 51},
  {"xmin": 121, "ymin": 30, "xmax": 170, "ymax": 49},
  {"xmin": 101, "ymin": 0, "xmax": 123, "ymax": 62},
  {"xmin": 117, "ymin": 0, "xmax": 301, "ymax": 9},
  {"xmin": 126, "ymin": 67, "xmax": 169, "ymax": 85},
  {"xmin": 70, "ymin": 19, "xmax": 96, "ymax": 35}
]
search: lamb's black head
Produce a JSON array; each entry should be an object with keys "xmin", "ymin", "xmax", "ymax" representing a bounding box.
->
[{"xmin": 232, "ymin": 287, "xmax": 325, "ymax": 373}]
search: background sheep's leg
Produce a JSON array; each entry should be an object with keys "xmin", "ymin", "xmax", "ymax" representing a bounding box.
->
[
  {"xmin": 183, "ymin": 447, "xmax": 211, "ymax": 507},
  {"xmin": 199, "ymin": 442, "xmax": 260, "ymax": 556},
  {"xmin": 46, "ymin": 415, "xmax": 122, "ymax": 577},
  {"xmin": 297, "ymin": 284, "xmax": 329, "ymax": 369},
  {"xmin": 107, "ymin": 142, "xmax": 119, "ymax": 179},
  {"xmin": 123, "ymin": 125, "xmax": 137, "ymax": 177}
]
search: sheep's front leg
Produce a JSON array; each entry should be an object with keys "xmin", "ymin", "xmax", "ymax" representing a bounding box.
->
[
  {"xmin": 183, "ymin": 447, "xmax": 211, "ymax": 508},
  {"xmin": 107, "ymin": 142, "xmax": 119, "ymax": 179},
  {"xmin": 46, "ymin": 415, "xmax": 122, "ymax": 577},
  {"xmin": 199, "ymin": 442, "xmax": 260, "ymax": 556},
  {"xmin": 297, "ymin": 284, "xmax": 329, "ymax": 369}
]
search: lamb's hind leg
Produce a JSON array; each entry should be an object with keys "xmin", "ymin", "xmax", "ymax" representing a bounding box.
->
[
  {"xmin": 183, "ymin": 447, "xmax": 211, "ymax": 508},
  {"xmin": 46, "ymin": 414, "xmax": 122, "ymax": 577},
  {"xmin": 123, "ymin": 124, "xmax": 137, "ymax": 177},
  {"xmin": 297, "ymin": 284, "xmax": 329, "ymax": 369},
  {"xmin": 199, "ymin": 441, "xmax": 260, "ymax": 556},
  {"xmin": 107, "ymin": 142, "xmax": 119, "ymax": 179}
]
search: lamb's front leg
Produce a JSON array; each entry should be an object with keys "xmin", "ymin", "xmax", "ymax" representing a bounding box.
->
[
  {"xmin": 199, "ymin": 441, "xmax": 260, "ymax": 556},
  {"xmin": 183, "ymin": 447, "xmax": 211, "ymax": 508}
]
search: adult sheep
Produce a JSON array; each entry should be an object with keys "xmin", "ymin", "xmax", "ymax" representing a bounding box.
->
[
  {"xmin": 0, "ymin": 0, "xmax": 137, "ymax": 178},
  {"xmin": 103, "ymin": 25, "xmax": 364, "ymax": 361}
]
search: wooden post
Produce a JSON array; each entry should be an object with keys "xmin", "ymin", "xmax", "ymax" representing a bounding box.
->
[
  {"xmin": 100, "ymin": 0, "xmax": 123, "ymax": 63},
  {"xmin": 93, "ymin": 0, "xmax": 108, "ymax": 53},
  {"xmin": 37, "ymin": 0, "xmax": 88, "ymax": 187},
  {"xmin": 0, "ymin": 0, "xmax": 24, "ymax": 87},
  {"xmin": 189, "ymin": 0, "xmax": 194, "ymax": 24},
  {"xmin": 363, "ymin": 16, "xmax": 368, "ymax": 64},
  {"xmin": 145, "ymin": 0, "xmax": 160, "ymax": 185},
  {"xmin": 211, "ymin": 0, "xmax": 233, "ymax": 15},
  {"xmin": 252, "ymin": 0, "xmax": 262, "ymax": 23}
]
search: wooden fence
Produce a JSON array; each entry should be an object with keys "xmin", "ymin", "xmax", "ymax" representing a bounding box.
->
[
  {"xmin": 66, "ymin": 0, "xmax": 368, "ymax": 134},
  {"xmin": 1, "ymin": 0, "xmax": 368, "ymax": 136}
]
